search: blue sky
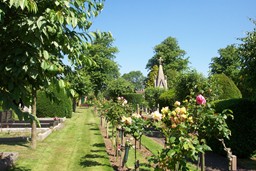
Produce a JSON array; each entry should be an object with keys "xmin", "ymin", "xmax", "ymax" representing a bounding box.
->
[{"xmin": 89, "ymin": 0, "xmax": 256, "ymax": 76}]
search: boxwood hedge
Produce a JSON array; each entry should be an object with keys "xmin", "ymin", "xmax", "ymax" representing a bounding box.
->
[
  {"xmin": 210, "ymin": 98, "xmax": 256, "ymax": 158},
  {"xmin": 37, "ymin": 88, "xmax": 72, "ymax": 118}
]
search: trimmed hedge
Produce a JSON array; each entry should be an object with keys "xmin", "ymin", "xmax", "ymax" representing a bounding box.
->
[
  {"xmin": 122, "ymin": 93, "xmax": 146, "ymax": 111},
  {"xmin": 210, "ymin": 98, "xmax": 256, "ymax": 158},
  {"xmin": 159, "ymin": 89, "xmax": 176, "ymax": 109},
  {"xmin": 37, "ymin": 88, "xmax": 72, "ymax": 118},
  {"xmin": 212, "ymin": 74, "xmax": 242, "ymax": 100}
]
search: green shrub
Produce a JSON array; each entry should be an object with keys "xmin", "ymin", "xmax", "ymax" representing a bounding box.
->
[
  {"xmin": 122, "ymin": 93, "xmax": 146, "ymax": 111},
  {"xmin": 145, "ymin": 87, "xmax": 165, "ymax": 110},
  {"xmin": 175, "ymin": 71, "xmax": 207, "ymax": 101},
  {"xmin": 210, "ymin": 98, "xmax": 256, "ymax": 158},
  {"xmin": 211, "ymin": 74, "xmax": 242, "ymax": 100},
  {"xmin": 37, "ymin": 87, "xmax": 72, "ymax": 118},
  {"xmin": 159, "ymin": 89, "xmax": 175, "ymax": 109}
]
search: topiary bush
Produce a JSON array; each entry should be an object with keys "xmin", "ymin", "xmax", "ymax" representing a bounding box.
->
[
  {"xmin": 211, "ymin": 74, "xmax": 242, "ymax": 100},
  {"xmin": 211, "ymin": 98, "xmax": 256, "ymax": 158},
  {"xmin": 37, "ymin": 87, "xmax": 72, "ymax": 118}
]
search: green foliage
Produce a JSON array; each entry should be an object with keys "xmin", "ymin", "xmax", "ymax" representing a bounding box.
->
[
  {"xmin": 175, "ymin": 70, "xmax": 207, "ymax": 101},
  {"xmin": 209, "ymin": 44, "xmax": 241, "ymax": 84},
  {"xmin": 37, "ymin": 87, "xmax": 72, "ymax": 118},
  {"xmin": 65, "ymin": 68, "xmax": 93, "ymax": 98},
  {"xmin": 145, "ymin": 65, "xmax": 158, "ymax": 88},
  {"xmin": 83, "ymin": 32, "xmax": 120, "ymax": 96},
  {"xmin": 122, "ymin": 114, "xmax": 148, "ymax": 140},
  {"xmin": 239, "ymin": 19, "xmax": 256, "ymax": 99},
  {"xmin": 104, "ymin": 97, "xmax": 132, "ymax": 126},
  {"xmin": 158, "ymin": 89, "xmax": 175, "ymax": 109},
  {"xmin": 0, "ymin": 0, "xmax": 104, "ymax": 115},
  {"xmin": 211, "ymin": 74, "xmax": 242, "ymax": 100},
  {"xmin": 213, "ymin": 98, "xmax": 256, "ymax": 158},
  {"xmin": 144, "ymin": 87, "xmax": 165, "ymax": 110},
  {"xmin": 122, "ymin": 93, "xmax": 146, "ymax": 111},
  {"xmin": 146, "ymin": 37, "xmax": 189, "ymax": 72},
  {"xmin": 122, "ymin": 71, "xmax": 146, "ymax": 91},
  {"xmin": 106, "ymin": 78, "xmax": 134, "ymax": 100},
  {"xmin": 145, "ymin": 36, "xmax": 189, "ymax": 89},
  {"xmin": 149, "ymin": 94, "xmax": 232, "ymax": 170}
]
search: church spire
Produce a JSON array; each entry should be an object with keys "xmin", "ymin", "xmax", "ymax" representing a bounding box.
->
[{"xmin": 154, "ymin": 57, "xmax": 168, "ymax": 89}]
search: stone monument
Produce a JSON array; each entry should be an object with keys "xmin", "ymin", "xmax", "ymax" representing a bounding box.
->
[{"xmin": 154, "ymin": 57, "xmax": 168, "ymax": 89}]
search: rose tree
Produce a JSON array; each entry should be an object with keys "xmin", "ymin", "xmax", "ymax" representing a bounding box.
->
[{"xmin": 149, "ymin": 95, "xmax": 232, "ymax": 171}]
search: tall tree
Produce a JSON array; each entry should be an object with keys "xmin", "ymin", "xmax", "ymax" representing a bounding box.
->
[
  {"xmin": 122, "ymin": 71, "xmax": 146, "ymax": 91},
  {"xmin": 209, "ymin": 44, "xmax": 241, "ymax": 83},
  {"xmin": 145, "ymin": 65, "xmax": 158, "ymax": 88},
  {"xmin": 65, "ymin": 68, "xmax": 93, "ymax": 112},
  {"xmin": 0, "ymin": 0, "xmax": 104, "ymax": 149},
  {"xmin": 239, "ymin": 19, "xmax": 256, "ymax": 99},
  {"xmin": 84, "ymin": 32, "xmax": 120, "ymax": 96},
  {"xmin": 145, "ymin": 37, "xmax": 189, "ymax": 88},
  {"xmin": 146, "ymin": 37, "xmax": 189, "ymax": 72}
]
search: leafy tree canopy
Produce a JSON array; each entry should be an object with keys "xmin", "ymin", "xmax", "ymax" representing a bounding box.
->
[
  {"xmin": 145, "ymin": 36, "xmax": 189, "ymax": 72},
  {"xmin": 83, "ymin": 32, "xmax": 120, "ymax": 96},
  {"xmin": 0, "ymin": 0, "xmax": 104, "ymax": 110},
  {"xmin": 239, "ymin": 19, "xmax": 256, "ymax": 99},
  {"xmin": 106, "ymin": 78, "xmax": 134, "ymax": 100},
  {"xmin": 122, "ymin": 71, "xmax": 146, "ymax": 91},
  {"xmin": 209, "ymin": 44, "xmax": 241, "ymax": 83}
]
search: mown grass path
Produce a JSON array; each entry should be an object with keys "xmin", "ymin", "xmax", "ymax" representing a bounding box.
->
[{"xmin": 1, "ymin": 107, "xmax": 113, "ymax": 171}]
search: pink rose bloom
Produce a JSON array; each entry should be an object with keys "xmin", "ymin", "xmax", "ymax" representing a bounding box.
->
[{"xmin": 196, "ymin": 94, "xmax": 206, "ymax": 105}]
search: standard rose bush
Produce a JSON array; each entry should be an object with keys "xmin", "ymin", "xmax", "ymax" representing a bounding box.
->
[{"xmin": 149, "ymin": 94, "xmax": 232, "ymax": 171}]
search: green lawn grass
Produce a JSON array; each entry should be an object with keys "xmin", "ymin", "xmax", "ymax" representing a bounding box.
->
[
  {"xmin": 125, "ymin": 146, "xmax": 153, "ymax": 171},
  {"xmin": 141, "ymin": 135, "xmax": 163, "ymax": 155},
  {"xmin": 0, "ymin": 107, "xmax": 113, "ymax": 171}
]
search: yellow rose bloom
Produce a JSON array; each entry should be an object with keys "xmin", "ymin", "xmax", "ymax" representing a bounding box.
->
[
  {"xmin": 161, "ymin": 106, "xmax": 169, "ymax": 114},
  {"xmin": 175, "ymin": 107, "xmax": 181, "ymax": 114},
  {"xmin": 151, "ymin": 111, "xmax": 162, "ymax": 121},
  {"xmin": 188, "ymin": 116, "xmax": 193, "ymax": 123},
  {"xmin": 180, "ymin": 114, "xmax": 187, "ymax": 119},
  {"xmin": 171, "ymin": 110, "xmax": 176, "ymax": 116},
  {"xmin": 180, "ymin": 107, "xmax": 187, "ymax": 114},
  {"xmin": 132, "ymin": 113, "xmax": 141, "ymax": 118},
  {"xmin": 121, "ymin": 116, "xmax": 132, "ymax": 125},
  {"xmin": 174, "ymin": 101, "xmax": 181, "ymax": 106}
]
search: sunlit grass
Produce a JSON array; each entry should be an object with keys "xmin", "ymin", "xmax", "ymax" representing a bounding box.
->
[{"xmin": 1, "ymin": 107, "xmax": 113, "ymax": 171}]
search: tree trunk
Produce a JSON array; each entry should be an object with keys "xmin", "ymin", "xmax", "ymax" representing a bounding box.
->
[
  {"xmin": 72, "ymin": 97, "xmax": 77, "ymax": 112},
  {"xmin": 31, "ymin": 89, "xmax": 37, "ymax": 149}
]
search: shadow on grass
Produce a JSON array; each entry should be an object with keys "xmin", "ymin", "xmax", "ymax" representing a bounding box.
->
[
  {"xmin": 8, "ymin": 166, "xmax": 31, "ymax": 171},
  {"xmin": 90, "ymin": 127, "xmax": 99, "ymax": 131},
  {"xmin": 94, "ymin": 133, "xmax": 101, "ymax": 136},
  {"xmin": 91, "ymin": 149, "xmax": 107, "ymax": 153},
  {"xmin": 0, "ymin": 141, "xmax": 30, "ymax": 148},
  {"xmin": 79, "ymin": 142, "xmax": 112, "ymax": 168},
  {"xmin": 79, "ymin": 153, "xmax": 111, "ymax": 168},
  {"xmin": 82, "ymin": 153, "xmax": 108, "ymax": 159},
  {"xmin": 125, "ymin": 163, "xmax": 152, "ymax": 171},
  {"xmin": 92, "ymin": 143, "xmax": 105, "ymax": 148}
]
